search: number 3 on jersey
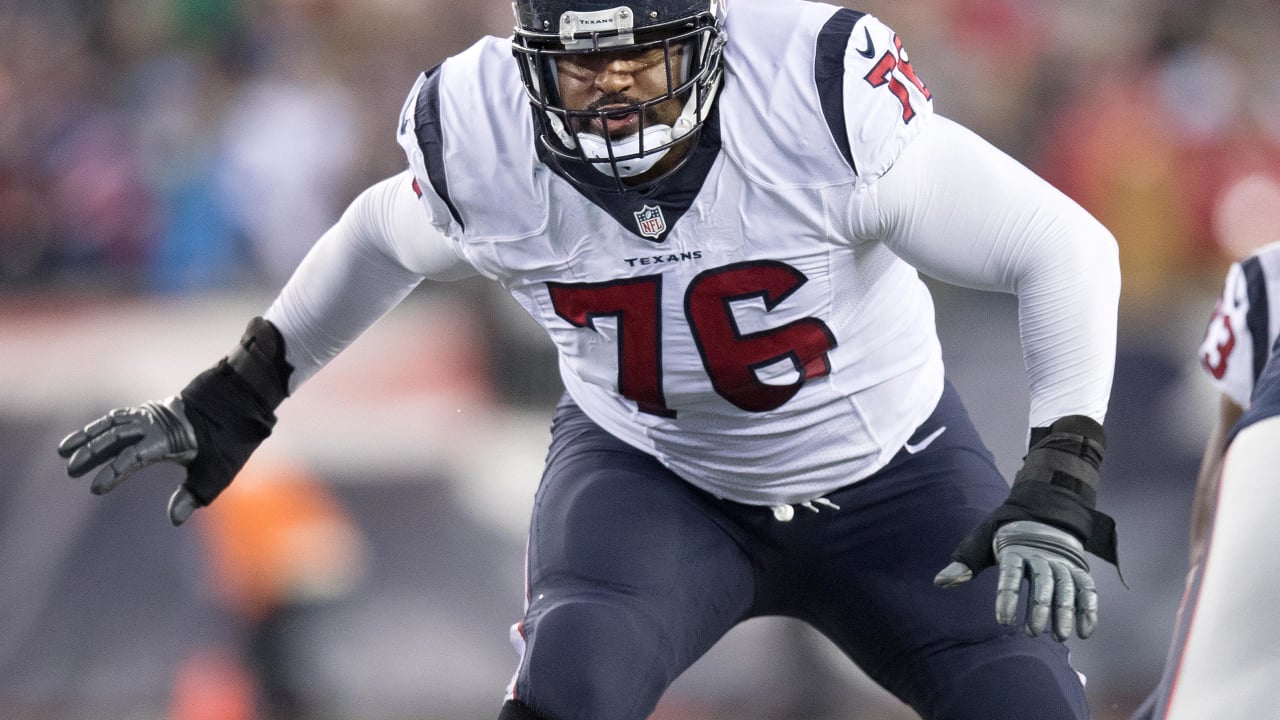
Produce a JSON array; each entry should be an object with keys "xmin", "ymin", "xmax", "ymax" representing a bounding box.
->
[{"xmin": 548, "ymin": 260, "xmax": 838, "ymax": 417}]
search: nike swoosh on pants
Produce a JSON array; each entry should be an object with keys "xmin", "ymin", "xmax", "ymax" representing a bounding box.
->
[{"xmin": 903, "ymin": 426, "xmax": 946, "ymax": 454}]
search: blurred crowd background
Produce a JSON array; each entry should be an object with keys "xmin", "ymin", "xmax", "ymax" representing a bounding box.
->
[{"xmin": 3, "ymin": 0, "xmax": 1279, "ymax": 718}]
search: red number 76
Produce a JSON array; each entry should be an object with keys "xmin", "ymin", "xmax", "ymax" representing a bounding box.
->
[
  {"xmin": 864, "ymin": 34, "xmax": 932, "ymax": 123},
  {"xmin": 548, "ymin": 261, "xmax": 838, "ymax": 417}
]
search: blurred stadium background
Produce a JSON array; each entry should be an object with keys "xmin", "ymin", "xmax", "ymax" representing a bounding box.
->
[{"xmin": 3, "ymin": 0, "xmax": 1279, "ymax": 718}]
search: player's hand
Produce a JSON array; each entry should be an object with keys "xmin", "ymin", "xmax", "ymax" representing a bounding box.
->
[
  {"xmin": 58, "ymin": 396, "xmax": 204, "ymax": 525},
  {"xmin": 935, "ymin": 520, "xmax": 1097, "ymax": 640},
  {"xmin": 57, "ymin": 317, "xmax": 289, "ymax": 527},
  {"xmin": 931, "ymin": 415, "xmax": 1117, "ymax": 642}
]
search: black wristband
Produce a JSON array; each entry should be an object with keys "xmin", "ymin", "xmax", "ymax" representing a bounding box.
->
[
  {"xmin": 226, "ymin": 316, "xmax": 292, "ymax": 411},
  {"xmin": 1028, "ymin": 414, "xmax": 1105, "ymax": 451},
  {"xmin": 1013, "ymin": 415, "xmax": 1118, "ymax": 566},
  {"xmin": 179, "ymin": 362, "xmax": 275, "ymax": 505},
  {"xmin": 175, "ymin": 318, "xmax": 294, "ymax": 506},
  {"xmin": 1017, "ymin": 415, "xmax": 1105, "ymax": 501}
]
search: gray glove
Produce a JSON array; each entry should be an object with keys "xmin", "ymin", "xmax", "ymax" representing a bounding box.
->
[
  {"xmin": 935, "ymin": 520, "xmax": 1098, "ymax": 641},
  {"xmin": 57, "ymin": 396, "xmax": 204, "ymax": 525}
]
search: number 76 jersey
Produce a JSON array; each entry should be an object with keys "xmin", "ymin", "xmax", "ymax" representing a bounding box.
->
[{"xmin": 396, "ymin": 1, "xmax": 943, "ymax": 506}]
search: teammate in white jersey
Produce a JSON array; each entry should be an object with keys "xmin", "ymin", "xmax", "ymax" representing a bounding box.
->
[
  {"xmin": 1186, "ymin": 240, "xmax": 1280, "ymax": 566},
  {"xmin": 1132, "ymin": 240, "xmax": 1280, "ymax": 719},
  {"xmin": 58, "ymin": 1, "xmax": 1122, "ymax": 718}
]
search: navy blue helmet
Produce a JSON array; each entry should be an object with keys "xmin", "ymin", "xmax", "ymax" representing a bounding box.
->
[{"xmin": 512, "ymin": 0, "xmax": 726, "ymax": 189}]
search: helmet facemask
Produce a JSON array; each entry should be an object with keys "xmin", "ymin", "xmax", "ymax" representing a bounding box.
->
[{"xmin": 513, "ymin": 3, "xmax": 725, "ymax": 192}]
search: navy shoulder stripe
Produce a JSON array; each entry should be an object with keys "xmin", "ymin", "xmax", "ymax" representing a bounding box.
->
[
  {"xmin": 414, "ymin": 65, "xmax": 464, "ymax": 230},
  {"xmin": 815, "ymin": 8, "xmax": 865, "ymax": 174},
  {"xmin": 1231, "ymin": 320, "xmax": 1280, "ymax": 445},
  {"xmin": 1242, "ymin": 256, "xmax": 1270, "ymax": 382}
]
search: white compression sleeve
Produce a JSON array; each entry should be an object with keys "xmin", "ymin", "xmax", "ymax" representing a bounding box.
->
[
  {"xmin": 264, "ymin": 171, "xmax": 476, "ymax": 391},
  {"xmin": 855, "ymin": 115, "xmax": 1119, "ymax": 427}
]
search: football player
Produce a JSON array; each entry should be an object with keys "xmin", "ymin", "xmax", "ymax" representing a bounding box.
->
[
  {"xmin": 1132, "ymin": 240, "xmax": 1280, "ymax": 718},
  {"xmin": 1186, "ymin": 240, "xmax": 1280, "ymax": 567},
  {"xmin": 58, "ymin": 1, "xmax": 1122, "ymax": 718}
]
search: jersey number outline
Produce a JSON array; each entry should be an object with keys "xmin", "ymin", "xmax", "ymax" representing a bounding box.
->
[
  {"xmin": 1202, "ymin": 307, "xmax": 1236, "ymax": 380},
  {"xmin": 548, "ymin": 260, "xmax": 838, "ymax": 418},
  {"xmin": 863, "ymin": 34, "xmax": 932, "ymax": 123}
]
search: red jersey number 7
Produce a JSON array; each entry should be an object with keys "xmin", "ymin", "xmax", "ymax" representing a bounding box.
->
[{"xmin": 864, "ymin": 34, "xmax": 932, "ymax": 123}]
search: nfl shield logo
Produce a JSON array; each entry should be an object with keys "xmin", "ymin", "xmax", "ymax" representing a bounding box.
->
[{"xmin": 633, "ymin": 205, "xmax": 667, "ymax": 240}]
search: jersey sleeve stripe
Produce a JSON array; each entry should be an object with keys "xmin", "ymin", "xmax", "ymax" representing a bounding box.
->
[
  {"xmin": 1243, "ymin": 255, "xmax": 1270, "ymax": 382},
  {"xmin": 813, "ymin": 8, "xmax": 865, "ymax": 174},
  {"xmin": 414, "ymin": 64, "xmax": 466, "ymax": 230}
]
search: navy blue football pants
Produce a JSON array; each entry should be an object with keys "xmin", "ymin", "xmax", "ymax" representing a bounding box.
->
[{"xmin": 508, "ymin": 382, "xmax": 1089, "ymax": 720}]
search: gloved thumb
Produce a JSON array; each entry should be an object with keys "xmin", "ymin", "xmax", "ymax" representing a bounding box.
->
[
  {"xmin": 167, "ymin": 485, "xmax": 200, "ymax": 526},
  {"xmin": 933, "ymin": 561, "xmax": 976, "ymax": 588},
  {"xmin": 934, "ymin": 517, "xmax": 1003, "ymax": 588}
]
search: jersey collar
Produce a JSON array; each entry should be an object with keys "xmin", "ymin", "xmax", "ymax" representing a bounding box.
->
[{"xmin": 536, "ymin": 103, "xmax": 722, "ymax": 244}]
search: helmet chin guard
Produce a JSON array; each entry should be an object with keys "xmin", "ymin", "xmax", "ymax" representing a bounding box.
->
[
  {"xmin": 513, "ymin": 1, "xmax": 726, "ymax": 191},
  {"xmin": 576, "ymin": 124, "xmax": 674, "ymax": 177}
]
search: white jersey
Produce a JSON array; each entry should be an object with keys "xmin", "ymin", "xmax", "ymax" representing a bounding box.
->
[
  {"xmin": 265, "ymin": 0, "xmax": 1118, "ymax": 506},
  {"xmin": 1150, "ymin": 412, "xmax": 1280, "ymax": 719},
  {"xmin": 1198, "ymin": 240, "xmax": 1280, "ymax": 408}
]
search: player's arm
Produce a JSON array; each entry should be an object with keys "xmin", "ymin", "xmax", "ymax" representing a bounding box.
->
[
  {"xmin": 856, "ymin": 114, "xmax": 1120, "ymax": 641},
  {"xmin": 1188, "ymin": 259, "xmax": 1257, "ymax": 567},
  {"xmin": 58, "ymin": 172, "xmax": 469, "ymax": 524},
  {"xmin": 264, "ymin": 170, "xmax": 473, "ymax": 388},
  {"xmin": 1189, "ymin": 394, "xmax": 1243, "ymax": 567}
]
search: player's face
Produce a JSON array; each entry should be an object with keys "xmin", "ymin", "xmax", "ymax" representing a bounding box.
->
[{"xmin": 554, "ymin": 43, "xmax": 687, "ymax": 141}]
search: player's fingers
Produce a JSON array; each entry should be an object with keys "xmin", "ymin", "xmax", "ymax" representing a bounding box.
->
[
  {"xmin": 1023, "ymin": 554, "xmax": 1053, "ymax": 637},
  {"xmin": 1071, "ymin": 567, "xmax": 1098, "ymax": 639},
  {"xmin": 65, "ymin": 422, "xmax": 145, "ymax": 477},
  {"xmin": 168, "ymin": 485, "xmax": 200, "ymax": 526},
  {"xmin": 59, "ymin": 412, "xmax": 126, "ymax": 459},
  {"xmin": 56, "ymin": 429, "xmax": 90, "ymax": 458},
  {"xmin": 89, "ymin": 444, "xmax": 143, "ymax": 495},
  {"xmin": 1050, "ymin": 562, "xmax": 1076, "ymax": 642},
  {"xmin": 933, "ymin": 561, "xmax": 975, "ymax": 588},
  {"xmin": 75, "ymin": 408, "xmax": 137, "ymax": 446},
  {"xmin": 62, "ymin": 417, "xmax": 119, "ymax": 472},
  {"xmin": 994, "ymin": 550, "xmax": 1025, "ymax": 626}
]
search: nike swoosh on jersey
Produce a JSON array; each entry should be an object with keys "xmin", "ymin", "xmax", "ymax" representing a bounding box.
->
[
  {"xmin": 903, "ymin": 426, "xmax": 946, "ymax": 454},
  {"xmin": 856, "ymin": 27, "xmax": 876, "ymax": 59}
]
